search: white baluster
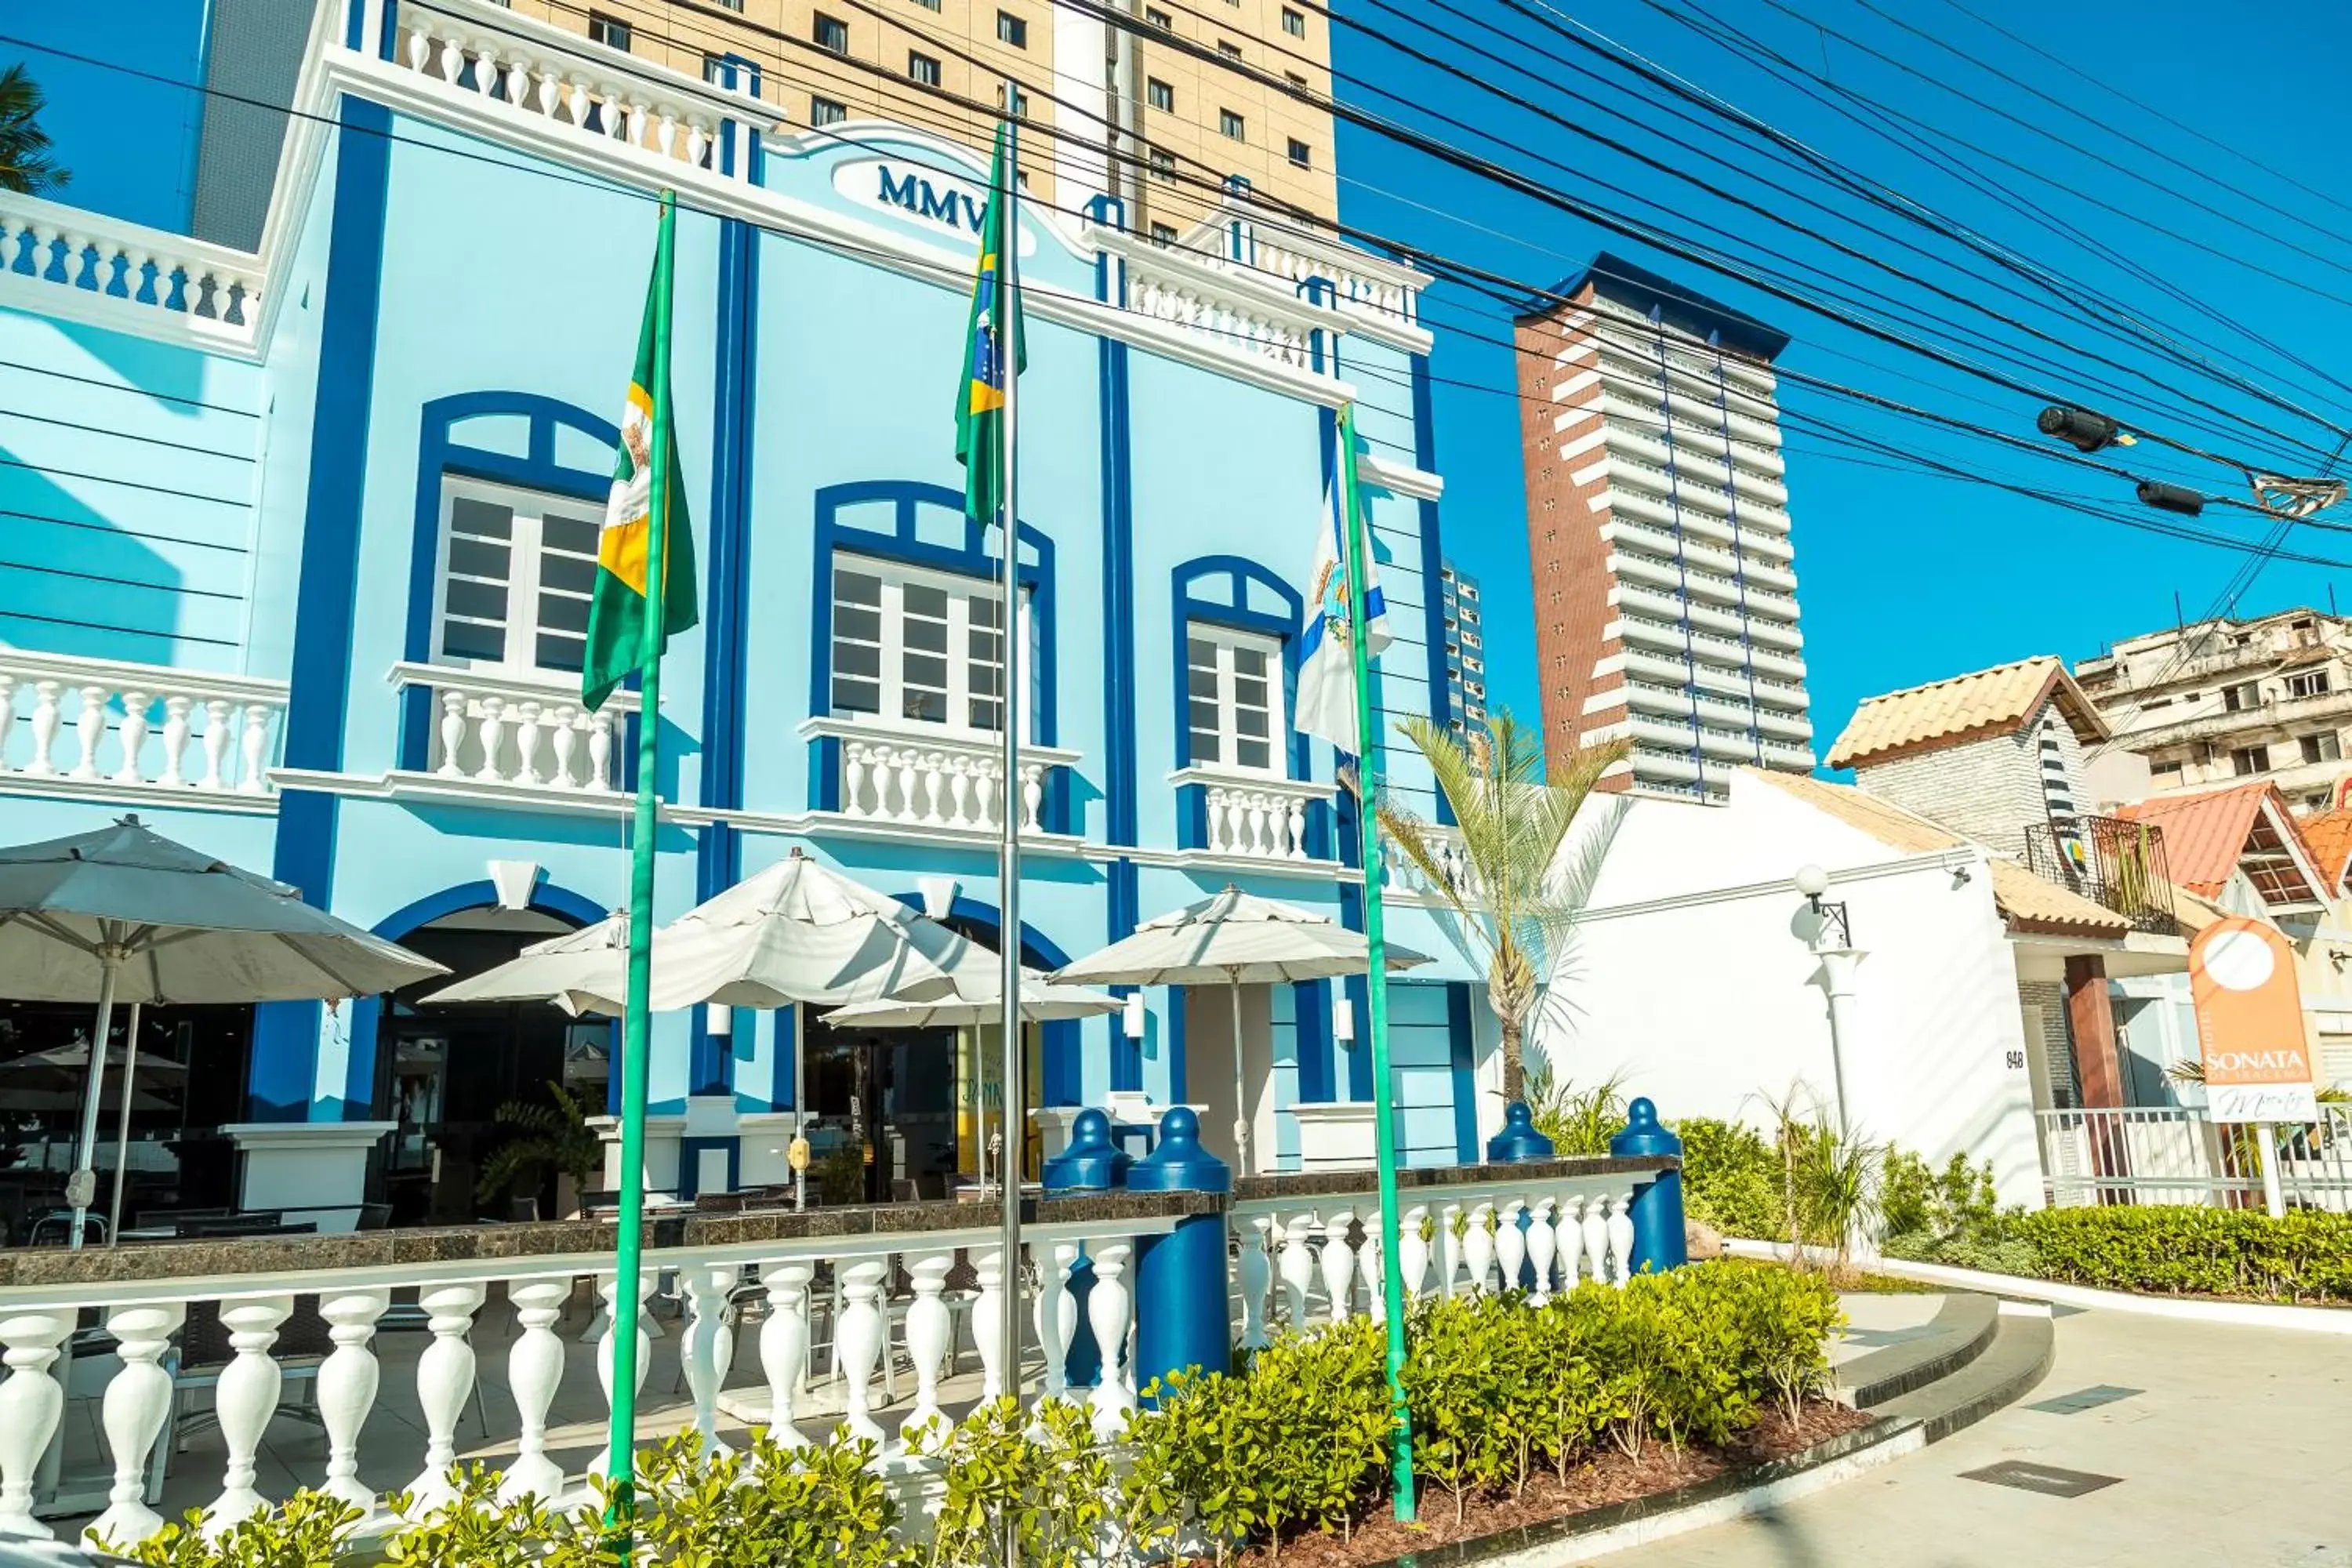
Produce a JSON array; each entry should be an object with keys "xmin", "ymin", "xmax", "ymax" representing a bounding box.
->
[
  {"xmin": 68, "ymin": 684, "xmax": 107, "ymax": 779},
  {"xmin": 1237, "ymin": 1216, "xmax": 1272, "ymax": 1349},
  {"xmin": 894, "ymin": 750, "xmax": 920, "ymax": 823},
  {"xmin": 903, "ymin": 1250, "xmax": 956, "ymax": 1444},
  {"xmin": 1608, "ymin": 1193, "xmax": 1636, "ymax": 1285},
  {"xmin": 436, "ymin": 32, "xmax": 464, "ymax": 85},
  {"xmin": 973, "ymin": 763, "xmax": 1000, "ymax": 831},
  {"xmin": 920, "ymin": 751, "xmax": 948, "ymax": 823},
  {"xmin": 1398, "ymin": 1206, "xmax": 1431, "ymax": 1302},
  {"xmin": 112, "ymin": 689, "xmax": 150, "ymax": 785},
  {"xmin": 194, "ymin": 698, "xmax": 232, "ymax": 789},
  {"xmin": 686, "ymin": 118, "xmax": 710, "ymax": 168},
  {"xmin": 1358, "ymin": 1225, "xmax": 1385, "ymax": 1326},
  {"xmin": 238, "ymin": 702, "xmax": 270, "ymax": 793},
  {"xmin": 564, "ymin": 78, "xmax": 592, "ymax": 126},
  {"xmin": 1581, "ymin": 1195, "xmax": 1612, "ymax": 1289},
  {"xmin": 1438, "ymin": 1203, "xmax": 1463, "ymax": 1298},
  {"xmin": 1032, "ymin": 1241, "xmax": 1078, "ymax": 1404},
  {"xmin": 0, "ymin": 672, "xmax": 16, "ymax": 773},
  {"xmin": 946, "ymin": 756, "xmax": 972, "ymax": 826},
  {"xmin": 543, "ymin": 706, "xmax": 578, "ymax": 788},
  {"xmin": 0, "ymin": 220, "xmax": 17, "ymax": 274},
  {"xmin": 89, "ymin": 1301, "xmax": 185, "ymax": 1545},
  {"xmin": 756, "ymin": 1258, "xmax": 814, "ymax": 1449},
  {"xmin": 154, "ymin": 695, "xmax": 191, "ymax": 787},
  {"xmin": 499, "ymin": 1276, "xmax": 571, "ymax": 1501},
  {"xmin": 1022, "ymin": 762, "xmax": 1046, "ymax": 833},
  {"xmin": 588, "ymin": 710, "xmax": 615, "ymax": 789},
  {"xmin": 473, "ymin": 696, "xmax": 509, "ymax": 784},
  {"xmin": 1319, "ymin": 1209, "xmax": 1356, "ymax": 1322},
  {"xmin": 835, "ymin": 1256, "xmax": 888, "ymax": 1442},
  {"xmin": 1225, "ymin": 794, "xmax": 1249, "ymax": 857},
  {"xmin": 511, "ymin": 701, "xmax": 543, "ymax": 785},
  {"xmin": 1495, "ymin": 1200, "xmax": 1527, "ymax": 1295},
  {"xmin": 842, "ymin": 741, "xmax": 871, "ymax": 816},
  {"xmin": 0, "ymin": 1308, "xmax": 74, "ymax": 1538},
  {"xmin": 472, "ymin": 44, "xmax": 500, "ymax": 100},
  {"xmin": 1276, "ymin": 1213, "xmax": 1316, "ymax": 1327},
  {"xmin": 682, "ymin": 1263, "xmax": 735, "ymax": 1458},
  {"xmin": 1086, "ymin": 1240, "xmax": 1134, "ymax": 1437},
  {"xmin": 1557, "ymin": 1197, "xmax": 1586, "ymax": 1286},
  {"xmin": 972, "ymin": 1246, "xmax": 1007, "ymax": 1399},
  {"xmin": 24, "ymin": 681, "xmax": 61, "ymax": 776},
  {"xmin": 407, "ymin": 1282, "xmax": 486, "ymax": 1509},
  {"xmin": 1526, "ymin": 1198, "xmax": 1559, "ymax": 1307},
  {"xmin": 1246, "ymin": 794, "xmax": 1271, "ymax": 857},
  {"xmin": 655, "ymin": 109, "xmax": 679, "ymax": 159},
  {"xmin": 588, "ymin": 1270, "xmax": 655, "ymax": 1480},
  {"xmin": 405, "ymin": 25, "xmax": 430, "ymax": 74},
  {"xmin": 1288, "ymin": 795, "xmax": 1308, "ymax": 858},
  {"xmin": 434, "ymin": 691, "xmax": 467, "ymax": 777},
  {"xmin": 205, "ymin": 1295, "xmax": 293, "ymax": 1537},
  {"xmin": 315, "ymin": 1287, "xmax": 390, "ymax": 1512}
]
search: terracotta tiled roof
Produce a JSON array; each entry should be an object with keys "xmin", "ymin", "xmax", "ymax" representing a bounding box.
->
[
  {"xmin": 1826, "ymin": 656, "xmax": 2109, "ymax": 770},
  {"xmin": 2300, "ymin": 809, "xmax": 2352, "ymax": 895},
  {"xmin": 1744, "ymin": 771, "xmax": 2129, "ymax": 937},
  {"xmin": 2114, "ymin": 782, "xmax": 2328, "ymax": 908}
]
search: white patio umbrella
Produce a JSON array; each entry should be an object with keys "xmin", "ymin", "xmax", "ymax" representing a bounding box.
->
[
  {"xmin": 820, "ymin": 967, "xmax": 1124, "ymax": 1030},
  {"xmin": 1049, "ymin": 885, "xmax": 1430, "ymax": 1174},
  {"xmin": 0, "ymin": 815, "xmax": 448, "ymax": 1246},
  {"xmin": 420, "ymin": 911, "xmax": 634, "ymax": 1014}
]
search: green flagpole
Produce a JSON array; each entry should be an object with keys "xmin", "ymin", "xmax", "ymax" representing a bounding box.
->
[
  {"xmin": 1337, "ymin": 401, "xmax": 1416, "ymax": 1523},
  {"xmin": 605, "ymin": 187, "xmax": 677, "ymax": 1531}
]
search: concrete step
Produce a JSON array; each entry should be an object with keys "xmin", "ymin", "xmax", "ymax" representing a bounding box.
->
[
  {"xmin": 1867, "ymin": 1301, "xmax": 2056, "ymax": 1445},
  {"xmin": 1836, "ymin": 1291, "xmax": 1999, "ymax": 1410}
]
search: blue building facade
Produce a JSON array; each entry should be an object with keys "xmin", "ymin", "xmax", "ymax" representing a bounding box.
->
[{"xmin": 0, "ymin": 0, "xmax": 1499, "ymax": 1224}]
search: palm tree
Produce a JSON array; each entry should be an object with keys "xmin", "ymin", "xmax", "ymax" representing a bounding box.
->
[
  {"xmin": 477, "ymin": 1082, "xmax": 603, "ymax": 1217},
  {"xmin": 1375, "ymin": 710, "xmax": 1624, "ymax": 1104},
  {"xmin": 0, "ymin": 64, "xmax": 70, "ymax": 198}
]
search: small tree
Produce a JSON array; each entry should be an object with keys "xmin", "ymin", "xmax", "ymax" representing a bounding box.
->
[
  {"xmin": 0, "ymin": 64, "xmax": 69, "ymax": 197},
  {"xmin": 1376, "ymin": 710, "xmax": 1624, "ymax": 1103},
  {"xmin": 476, "ymin": 1082, "xmax": 601, "ymax": 1215}
]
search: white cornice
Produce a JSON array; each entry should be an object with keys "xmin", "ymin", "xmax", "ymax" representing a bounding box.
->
[{"xmin": 1356, "ymin": 451, "xmax": 1443, "ymax": 503}]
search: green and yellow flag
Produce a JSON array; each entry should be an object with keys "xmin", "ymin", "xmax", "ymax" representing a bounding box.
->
[
  {"xmin": 953, "ymin": 117, "xmax": 1025, "ymax": 527},
  {"xmin": 583, "ymin": 197, "xmax": 699, "ymax": 713}
]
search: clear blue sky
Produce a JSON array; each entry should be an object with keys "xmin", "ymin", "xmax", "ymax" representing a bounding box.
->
[
  {"xmin": 1330, "ymin": 0, "xmax": 2352, "ymax": 771},
  {"xmin": 13, "ymin": 2, "xmax": 2350, "ymax": 775}
]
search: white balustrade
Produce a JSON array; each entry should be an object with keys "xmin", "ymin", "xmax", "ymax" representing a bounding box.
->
[
  {"xmin": 0, "ymin": 655, "xmax": 285, "ymax": 799},
  {"xmin": 1127, "ymin": 258, "xmax": 1315, "ymax": 368},
  {"xmin": 1245, "ymin": 231, "xmax": 1421, "ymax": 327},
  {"xmin": 1169, "ymin": 768, "xmax": 1333, "ymax": 864},
  {"xmin": 0, "ymin": 191, "xmax": 261, "ymax": 347},
  {"xmin": 396, "ymin": 663, "xmax": 635, "ymax": 793},
  {"xmin": 391, "ymin": 2, "xmax": 746, "ymax": 183},
  {"xmin": 1382, "ymin": 827, "xmax": 1483, "ymax": 901},
  {"xmin": 804, "ymin": 717, "xmax": 1079, "ymax": 838}
]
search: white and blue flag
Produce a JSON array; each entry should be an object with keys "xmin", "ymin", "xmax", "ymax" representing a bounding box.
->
[{"xmin": 1294, "ymin": 410, "xmax": 1390, "ymax": 754}]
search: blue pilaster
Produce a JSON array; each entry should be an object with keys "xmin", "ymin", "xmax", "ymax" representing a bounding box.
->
[{"xmin": 1611, "ymin": 1098, "xmax": 1689, "ymax": 1273}]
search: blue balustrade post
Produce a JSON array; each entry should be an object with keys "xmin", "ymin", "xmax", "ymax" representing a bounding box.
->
[
  {"xmin": 1610, "ymin": 1098, "xmax": 1688, "ymax": 1273},
  {"xmin": 1126, "ymin": 1107, "xmax": 1232, "ymax": 1403},
  {"xmin": 1043, "ymin": 1109, "xmax": 1130, "ymax": 1388},
  {"xmin": 1484, "ymin": 1100, "xmax": 1555, "ymax": 1163}
]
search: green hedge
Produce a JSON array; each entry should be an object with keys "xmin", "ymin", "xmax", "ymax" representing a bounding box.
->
[
  {"xmin": 104, "ymin": 1263, "xmax": 1842, "ymax": 1568},
  {"xmin": 2010, "ymin": 1206, "xmax": 2352, "ymax": 1304}
]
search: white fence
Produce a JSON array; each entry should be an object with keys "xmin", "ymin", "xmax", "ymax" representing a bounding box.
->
[{"xmin": 2036, "ymin": 1105, "xmax": 2352, "ymax": 1214}]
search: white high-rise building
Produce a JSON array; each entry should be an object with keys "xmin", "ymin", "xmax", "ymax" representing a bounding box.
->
[{"xmin": 1515, "ymin": 254, "xmax": 1813, "ymax": 802}]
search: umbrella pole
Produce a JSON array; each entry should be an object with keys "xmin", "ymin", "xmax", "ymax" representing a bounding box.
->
[
  {"xmin": 68, "ymin": 944, "xmax": 122, "ymax": 1252},
  {"xmin": 107, "ymin": 1002, "xmax": 143, "ymax": 1247},
  {"xmin": 1229, "ymin": 974, "xmax": 1250, "ymax": 1178}
]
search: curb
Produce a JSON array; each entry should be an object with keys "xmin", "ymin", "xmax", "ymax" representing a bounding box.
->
[
  {"xmin": 1872, "ymin": 1302, "xmax": 2054, "ymax": 1445},
  {"xmin": 1723, "ymin": 1239, "xmax": 2352, "ymax": 1336},
  {"xmin": 1356, "ymin": 1416, "xmax": 1927, "ymax": 1567},
  {"xmin": 1835, "ymin": 1290, "xmax": 1998, "ymax": 1409}
]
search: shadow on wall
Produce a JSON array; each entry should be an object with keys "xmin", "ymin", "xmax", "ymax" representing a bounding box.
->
[
  {"xmin": 0, "ymin": 441, "xmax": 222, "ymax": 667},
  {"xmin": 6, "ymin": 270, "xmax": 234, "ymax": 412},
  {"xmin": 1524, "ymin": 792, "xmax": 1632, "ymax": 1080}
]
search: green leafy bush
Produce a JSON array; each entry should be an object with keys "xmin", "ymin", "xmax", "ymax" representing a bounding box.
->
[
  {"xmin": 1675, "ymin": 1117, "xmax": 1786, "ymax": 1240},
  {"xmin": 2013, "ymin": 1205, "xmax": 2352, "ymax": 1304}
]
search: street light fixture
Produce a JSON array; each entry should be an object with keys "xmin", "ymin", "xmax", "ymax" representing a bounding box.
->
[
  {"xmin": 2135, "ymin": 480, "xmax": 2206, "ymax": 517},
  {"xmin": 2037, "ymin": 405, "xmax": 2137, "ymax": 453},
  {"xmin": 1792, "ymin": 865, "xmax": 1859, "ymax": 1144},
  {"xmin": 1793, "ymin": 862, "xmax": 1853, "ymax": 948}
]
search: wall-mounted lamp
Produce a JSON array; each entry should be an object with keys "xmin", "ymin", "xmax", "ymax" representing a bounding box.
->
[
  {"xmin": 1951, "ymin": 864, "xmax": 1973, "ymax": 889},
  {"xmin": 1333, "ymin": 989, "xmax": 1356, "ymax": 1044},
  {"xmin": 1793, "ymin": 863, "xmax": 1855, "ymax": 948},
  {"xmin": 704, "ymin": 1003, "xmax": 732, "ymax": 1036},
  {"xmin": 2331, "ymin": 948, "xmax": 2349, "ymax": 974},
  {"xmin": 1122, "ymin": 990, "xmax": 1147, "ymax": 1040}
]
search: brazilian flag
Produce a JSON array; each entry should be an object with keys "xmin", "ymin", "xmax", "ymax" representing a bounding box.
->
[
  {"xmin": 954, "ymin": 117, "xmax": 1026, "ymax": 527},
  {"xmin": 583, "ymin": 193, "xmax": 699, "ymax": 713}
]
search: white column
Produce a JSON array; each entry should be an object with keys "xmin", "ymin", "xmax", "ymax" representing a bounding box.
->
[
  {"xmin": 1437, "ymin": 1203, "xmax": 1463, "ymax": 1299},
  {"xmin": 1582, "ymin": 1195, "xmax": 1612, "ymax": 1289},
  {"xmin": 1397, "ymin": 1206, "xmax": 1431, "ymax": 1304},
  {"xmin": 499, "ymin": 1277, "xmax": 572, "ymax": 1501},
  {"xmin": 1607, "ymin": 1193, "xmax": 1636, "ymax": 1286},
  {"xmin": 1318, "ymin": 1209, "xmax": 1357, "ymax": 1322},
  {"xmin": 1032, "ymin": 1240, "xmax": 1080, "ymax": 1404},
  {"xmin": 835, "ymin": 1256, "xmax": 889, "ymax": 1443},
  {"xmin": 756, "ymin": 1259, "xmax": 815, "ymax": 1449},
  {"xmin": 1559, "ymin": 1197, "xmax": 1588, "ymax": 1286},
  {"xmin": 903, "ymin": 1250, "xmax": 956, "ymax": 1445},
  {"xmin": 0, "ymin": 1308, "xmax": 74, "ymax": 1538},
  {"xmin": 1084, "ymin": 1240, "xmax": 1134, "ymax": 1438},
  {"xmin": 1494, "ymin": 1200, "xmax": 1527, "ymax": 1296},
  {"xmin": 314, "ymin": 1288, "xmax": 390, "ymax": 1512},
  {"xmin": 91, "ymin": 1301, "xmax": 186, "ymax": 1545},
  {"xmin": 1526, "ymin": 1199, "xmax": 1559, "ymax": 1307},
  {"xmin": 682, "ymin": 1264, "xmax": 736, "ymax": 1458},
  {"xmin": 1276, "ymin": 1213, "xmax": 1317, "ymax": 1328},
  {"xmin": 406, "ymin": 1282, "xmax": 487, "ymax": 1511},
  {"xmin": 1236, "ymin": 1217, "xmax": 1272, "ymax": 1350},
  {"xmin": 592, "ymin": 1270, "xmax": 655, "ymax": 1479},
  {"xmin": 204, "ymin": 1295, "xmax": 293, "ymax": 1537},
  {"xmin": 972, "ymin": 1246, "xmax": 1007, "ymax": 1399},
  {"xmin": 1462, "ymin": 1202, "xmax": 1495, "ymax": 1294}
]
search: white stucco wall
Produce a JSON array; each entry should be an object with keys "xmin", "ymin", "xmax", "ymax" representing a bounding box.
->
[{"xmin": 1537, "ymin": 775, "xmax": 2048, "ymax": 1209}]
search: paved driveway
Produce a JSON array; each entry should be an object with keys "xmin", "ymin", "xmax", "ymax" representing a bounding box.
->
[{"xmin": 1611, "ymin": 1306, "xmax": 2352, "ymax": 1568}]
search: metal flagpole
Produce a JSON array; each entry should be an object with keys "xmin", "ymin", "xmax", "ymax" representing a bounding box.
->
[
  {"xmin": 604, "ymin": 187, "xmax": 678, "ymax": 1533},
  {"xmin": 1337, "ymin": 401, "xmax": 1416, "ymax": 1522},
  {"xmin": 993, "ymin": 92, "xmax": 1028, "ymax": 1424}
]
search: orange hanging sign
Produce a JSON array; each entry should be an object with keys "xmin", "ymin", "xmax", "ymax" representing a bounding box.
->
[{"xmin": 2189, "ymin": 916, "xmax": 2318, "ymax": 1123}]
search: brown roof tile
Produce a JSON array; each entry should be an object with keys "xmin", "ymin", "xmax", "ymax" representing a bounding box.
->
[
  {"xmin": 1826, "ymin": 656, "xmax": 2109, "ymax": 770},
  {"xmin": 2114, "ymin": 782, "xmax": 2328, "ymax": 907},
  {"xmin": 2299, "ymin": 809, "xmax": 2352, "ymax": 895}
]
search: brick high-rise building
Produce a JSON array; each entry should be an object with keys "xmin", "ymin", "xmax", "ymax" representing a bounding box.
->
[{"xmin": 1515, "ymin": 254, "xmax": 1813, "ymax": 802}]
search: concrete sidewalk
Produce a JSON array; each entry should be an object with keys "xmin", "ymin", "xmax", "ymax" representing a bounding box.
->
[{"xmin": 1607, "ymin": 1305, "xmax": 2352, "ymax": 1568}]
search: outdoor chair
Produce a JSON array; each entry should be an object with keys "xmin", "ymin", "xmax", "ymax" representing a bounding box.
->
[{"xmin": 168, "ymin": 1296, "xmax": 331, "ymax": 1458}]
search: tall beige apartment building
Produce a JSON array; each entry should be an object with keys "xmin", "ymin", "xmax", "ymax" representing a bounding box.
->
[{"xmin": 506, "ymin": 0, "xmax": 1338, "ymax": 234}]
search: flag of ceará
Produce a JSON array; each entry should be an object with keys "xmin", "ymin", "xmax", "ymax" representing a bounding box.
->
[
  {"xmin": 1295, "ymin": 404, "xmax": 1391, "ymax": 754},
  {"xmin": 954, "ymin": 116, "xmax": 1025, "ymax": 526},
  {"xmin": 583, "ymin": 196, "xmax": 699, "ymax": 712}
]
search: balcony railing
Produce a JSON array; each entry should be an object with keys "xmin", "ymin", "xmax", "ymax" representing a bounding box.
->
[
  {"xmin": 0, "ymin": 190, "xmax": 262, "ymax": 350},
  {"xmin": 1171, "ymin": 767, "xmax": 1336, "ymax": 865},
  {"xmin": 0, "ymin": 652, "xmax": 287, "ymax": 804},
  {"xmin": 807, "ymin": 716, "xmax": 1080, "ymax": 840},
  {"xmin": 393, "ymin": 662, "xmax": 637, "ymax": 796},
  {"xmin": 2018, "ymin": 814, "xmax": 2180, "ymax": 935}
]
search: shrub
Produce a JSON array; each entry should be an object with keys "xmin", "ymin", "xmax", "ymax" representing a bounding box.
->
[
  {"xmin": 1675, "ymin": 1117, "xmax": 1785, "ymax": 1240},
  {"xmin": 2013, "ymin": 1205, "xmax": 2352, "ymax": 1304}
]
